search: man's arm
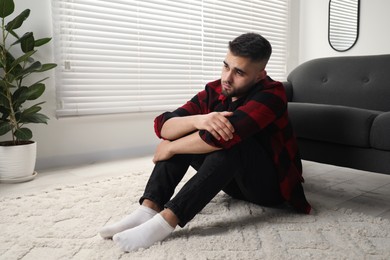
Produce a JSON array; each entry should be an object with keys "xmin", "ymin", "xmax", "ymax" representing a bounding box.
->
[
  {"xmin": 153, "ymin": 131, "xmax": 220, "ymax": 163},
  {"xmin": 159, "ymin": 115, "xmax": 198, "ymax": 140},
  {"xmin": 160, "ymin": 111, "xmax": 235, "ymax": 141}
]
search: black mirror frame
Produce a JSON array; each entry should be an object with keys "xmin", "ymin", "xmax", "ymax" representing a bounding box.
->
[{"xmin": 328, "ymin": 0, "xmax": 360, "ymax": 52}]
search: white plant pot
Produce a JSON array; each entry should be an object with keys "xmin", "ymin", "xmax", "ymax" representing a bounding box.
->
[{"xmin": 0, "ymin": 141, "xmax": 37, "ymax": 183}]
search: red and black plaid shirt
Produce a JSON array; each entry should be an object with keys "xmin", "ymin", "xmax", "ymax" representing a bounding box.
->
[{"xmin": 154, "ymin": 77, "xmax": 311, "ymax": 214}]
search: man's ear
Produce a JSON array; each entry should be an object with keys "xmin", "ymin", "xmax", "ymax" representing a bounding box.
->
[{"xmin": 256, "ymin": 70, "xmax": 267, "ymax": 82}]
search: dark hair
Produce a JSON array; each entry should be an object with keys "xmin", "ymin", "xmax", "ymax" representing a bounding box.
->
[{"xmin": 228, "ymin": 33, "xmax": 272, "ymax": 64}]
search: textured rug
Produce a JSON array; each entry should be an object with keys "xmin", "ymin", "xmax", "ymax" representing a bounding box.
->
[{"xmin": 1, "ymin": 170, "xmax": 389, "ymax": 260}]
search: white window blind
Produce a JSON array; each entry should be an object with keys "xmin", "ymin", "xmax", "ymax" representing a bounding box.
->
[{"xmin": 52, "ymin": 0, "xmax": 290, "ymax": 117}]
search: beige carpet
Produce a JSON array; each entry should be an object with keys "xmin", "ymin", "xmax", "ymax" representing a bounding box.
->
[{"xmin": 1, "ymin": 170, "xmax": 389, "ymax": 260}]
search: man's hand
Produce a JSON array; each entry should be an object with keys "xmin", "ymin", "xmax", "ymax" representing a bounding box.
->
[
  {"xmin": 153, "ymin": 140, "xmax": 174, "ymax": 164},
  {"xmin": 194, "ymin": 111, "xmax": 235, "ymax": 141},
  {"xmin": 154, "ymin": 111, "xmax": 234, "ymax": 164}
]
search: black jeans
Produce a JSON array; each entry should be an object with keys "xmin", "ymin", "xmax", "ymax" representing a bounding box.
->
[{"xmin": 140, "ymin": 138, "xmax": 283, "ymax": 227}]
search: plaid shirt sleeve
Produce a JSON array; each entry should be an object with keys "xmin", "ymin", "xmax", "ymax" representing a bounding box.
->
[{"xmin": 154, "ymin": 88, "xmax": 210, "ymax": 138}]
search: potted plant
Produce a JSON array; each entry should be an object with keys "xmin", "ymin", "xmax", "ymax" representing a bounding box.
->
[{"xmin": 0, "ymin": 0, "xmax": 56, "ymax": 182}]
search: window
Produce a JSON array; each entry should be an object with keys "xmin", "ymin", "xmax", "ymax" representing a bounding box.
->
[{"xmin": 52, "ymin": 0, "xmax": 290, "ymax": 117}]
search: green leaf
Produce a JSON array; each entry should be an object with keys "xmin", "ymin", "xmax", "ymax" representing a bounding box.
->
[
  {"xmin": 0, "ymin": 0, "xmax": 14, "ymax": 18},
  {"xmin": 10, "ymin": 50, "xmax": 36, "ymax": 70},
  {"xmin": 34, "ymin": 63, "xmax": 57, "ymax": 72},
  {"xmin": 1, "ymin": 46, "xmax": 15, "ymax": 69},
  {"xmin": 0, "ymin": 121, "xmax": 12, "ymax": 135},
  {"xmin": 5, "ymin": 9, "xmax": 30, "ymax": 31},
  {"xmin": 12, "ymin": 32, "xmax": 35, "ymax": 53},
  {"xmin": 15, "ymin": 61, "xmax": 41, "ymax": 80},
  {"xmin": 0, "ymin": 93, "xmax": 10, "ymax": 109},
  {"xmin": 12, "ymin": 32, "xmax": 31, "ymax": 45},
  {"xmin": 12, "ymin": 86, "xmax": 29, "ymax": 105},
  {"xmin": 12, "ymin": 83, "xmax": 45, "ymax": 107},
  {"xmin": 5, "ymin": 69, "xmax": 19, "ymax": 82},
  {"xmin": 15, "ymin": 127, "xmax": 32, "ymax": 140},
  {"xmin": 26, "ymin": 83, "xmax": 45, "ymax": 100},
  {"xmin": 22, "ymin": 105, "xmax": 42, "ymax": 115},
  {"xmin": 31, "ymin": 77, "xmax": 49, "ymax": 86},
  {"xmin": 20, "ymin": 112, "xmax": 49, "ymax": 124},
  {"xmin": 2, "ymin": 49, "xmax": 24, "ymax": 78},
  {"xmin": 8, "ymin": 29, "xmax": 19, "ymax": 40},
  {"xmin": 21, "ymin": 32, "xmax": 35, "ymax": 53},
  {"xmin": 34, "ymin": 37, "xmax": 51, "ymax": 47},
  {"xmin": 0, "ymin": 105, "xmax": 10, "ymax": 120},
  {"xmin": 0, "ymin": 81, "xmax": 16, "ymax": 92},
  {"xmin": 25, "ymin": 61, "xmax": 42, "ymax": 72}
]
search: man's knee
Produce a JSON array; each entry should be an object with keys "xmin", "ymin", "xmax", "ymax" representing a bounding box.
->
[
  {"xmin": 203, "ymin": 147, "xmax": 241, "ymax": 167},
  {"xmin": 203, "ymin": 139, "xmax": 271, "ymax": 171}
]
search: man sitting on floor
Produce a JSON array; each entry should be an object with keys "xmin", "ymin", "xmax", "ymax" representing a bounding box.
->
[{"xmin": 99, "ymin": 32, "xmax": 311, "ymax": 252}]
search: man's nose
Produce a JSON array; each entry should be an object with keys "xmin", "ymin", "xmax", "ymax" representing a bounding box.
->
[{"xmin": 224, "ymin": 70, "xmax": 233, "ymax": 82}]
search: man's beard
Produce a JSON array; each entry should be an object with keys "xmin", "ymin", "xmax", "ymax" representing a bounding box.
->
[{"xmin": 221, "ymin": 82, "xmax": 255, "ymax": 99}]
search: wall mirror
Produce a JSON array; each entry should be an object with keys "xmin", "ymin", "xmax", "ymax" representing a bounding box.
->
[{"xmin": 328, "ymin": 0, "xmax": 360, "ymax": 52}]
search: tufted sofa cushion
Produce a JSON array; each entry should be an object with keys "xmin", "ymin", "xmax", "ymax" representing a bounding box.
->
[
  {"xmin": 370, "ymin": 112, "xmax": 390, "ymax": 150},
  {"xmin": 287, "ymin": 55, "xmax": 390, "ymax": 112},
  {"xmin": 288, "ymin": 103, "xmax": 380, "ymax": 147}
]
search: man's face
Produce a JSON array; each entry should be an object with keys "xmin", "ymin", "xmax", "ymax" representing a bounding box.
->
[{"xmin": 221, "ymin": 50, "xmax": 266, "ymax": 101}]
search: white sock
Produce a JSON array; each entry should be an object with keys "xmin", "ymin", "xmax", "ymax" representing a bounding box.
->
[
  {"xmin": 113, "ymin": 214, "xmax": 175, "ymax": 252},
  {"xmin": 99, "ymin": 205, "xmax": 157, "ymax": 239}
]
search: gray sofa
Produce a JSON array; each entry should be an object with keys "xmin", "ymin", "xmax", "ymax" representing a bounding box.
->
[{"xmin": 283, "ymin": 54, "xmax": 390, "ymax": 175}]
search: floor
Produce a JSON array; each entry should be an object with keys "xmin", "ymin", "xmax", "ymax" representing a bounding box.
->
[{"xmin": 1, "ymin": 156, "xmax": 390, "ymax": 220}]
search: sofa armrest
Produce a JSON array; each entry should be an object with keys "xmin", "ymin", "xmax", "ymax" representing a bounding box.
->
[
  {"xmin": 370, "ymin": 112, "xmax": 390, "ymax": 150},
  {"xmin": 282, "ymin": 81, "xmax": 293, "ymax": 102}
]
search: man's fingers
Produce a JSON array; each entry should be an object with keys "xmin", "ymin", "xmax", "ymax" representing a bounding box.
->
[
  {"xmin": 201, "ymin": 111, "xmax": 235, "ymax": 141},
  {"xmin": 219, "ymin": 127, "xmax": 234, "ymax": 141},
  {"xmin": 220, "ymin": 111, "xmax": 234, "ymax": 117},
  {"xmin": 218, "ymin": 112, "xmax": 235, "ymax": 133},
  {"xmin": 210, "ymin": 122, "xmax": 234, "ymax": 141},
  {"xmin": 217, "ymin": 114, "xmax": 234, "ymax": 136},
  {"xmin": 210, "ymin": 129, "xmax": 222, "ymax": 140},
  {"xmin": 210, "ymin": 113, "xmax": 234, "ymax": 141}
]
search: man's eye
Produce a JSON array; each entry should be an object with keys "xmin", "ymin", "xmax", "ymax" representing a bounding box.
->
[{"xmin": 236, "ymin": 70, "xmax": 244, "ymax": 76}]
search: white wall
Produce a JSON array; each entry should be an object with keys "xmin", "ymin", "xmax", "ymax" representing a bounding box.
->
[
  {"xmin": 2, "ymin": 0, "xmax": 389, "ymax": 170},
  {"xmin": 298, "ymin": 0, "xmax": 390, "ymax": 64}
]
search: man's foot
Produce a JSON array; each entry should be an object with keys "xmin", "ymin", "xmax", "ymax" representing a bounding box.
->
[
  {"xmin": 113, "ymin": 214, "xmax": 174, "ymax": 252},
  {"xmin": 99, "ymin": 205, "xmax": 157, "ymax": 239}
]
